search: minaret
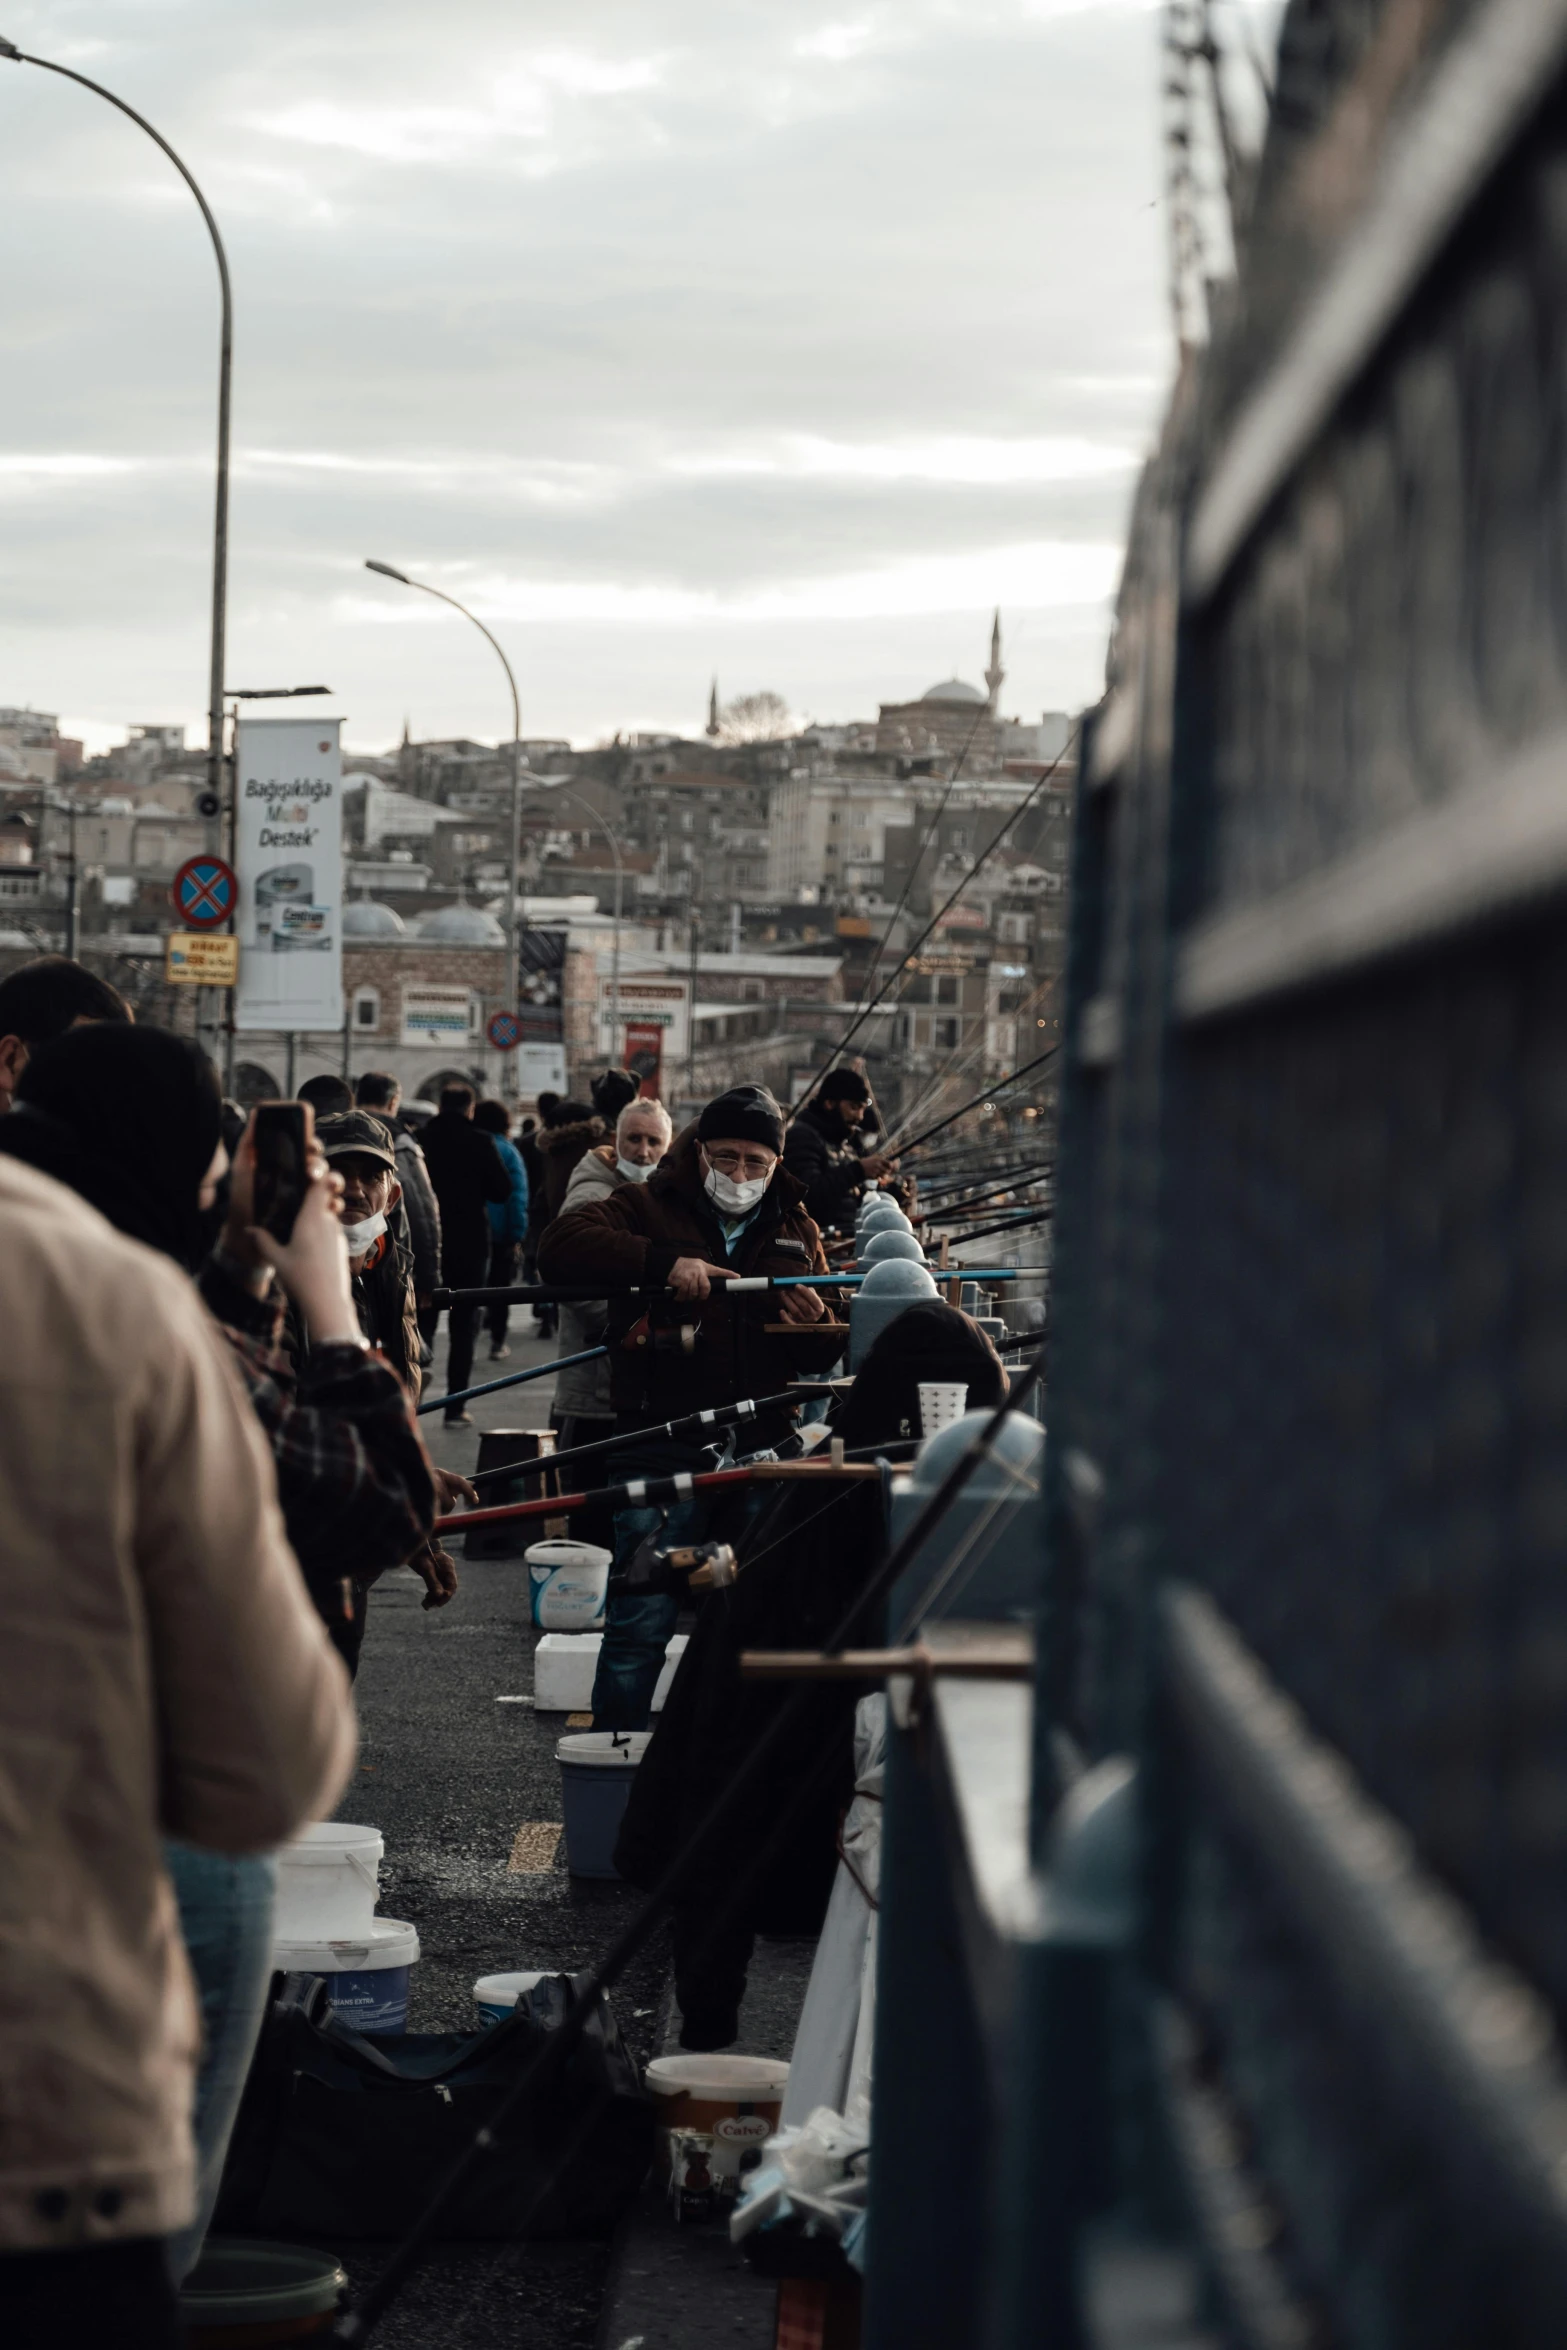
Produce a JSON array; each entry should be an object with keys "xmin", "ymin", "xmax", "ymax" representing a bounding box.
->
[
  {"xmin": 984, "ymin": 609, "xmax": 1005, "ymax": 714},
  {"xmin": 705, "ymin": 678, "xmax": 721, "ymax": 739}
]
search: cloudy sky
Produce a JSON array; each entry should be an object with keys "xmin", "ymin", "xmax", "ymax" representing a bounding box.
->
[{"xmin": 0, "ymin": 1, "xmax": 1258, "ymax": 756}]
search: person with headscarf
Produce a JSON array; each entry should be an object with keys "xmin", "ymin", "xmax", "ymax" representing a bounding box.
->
[
  {"xmin": 615, "ymin": 1301, "xmax": 1007, "ymax": 2049},
  {"xmin": 0, "ymin": 1024, "xmax": 437, "ymax": 2278}
]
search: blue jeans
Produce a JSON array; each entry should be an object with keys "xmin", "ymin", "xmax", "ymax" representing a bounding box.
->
[
  {"xmin": 590, "ymin": 1434, "xmax": 709, "ymax": 1731},
  {"xmin": 164, "ymin": 1842, "xmax": 278, "ymax": 2282}
]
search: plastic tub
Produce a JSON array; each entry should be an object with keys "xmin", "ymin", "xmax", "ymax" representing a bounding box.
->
[
  {"xmin": 273, "ymin": 1918, "xmax": 420, "ymax": 2034},
  {"xmin": 556, "ymin": 1731, "xmax": 651, "ymax": 1878},
  {"xmin": 644, "ymin": 2054, "xmax": 790, "ymax": 2178},
  {"xmin": 473, "ymin": 1969, "xmax": 549, "ymax": 2027},
  {"xmin": 526, "ymin": 1540, "xmax": 612, "ymax": 1631},
  {"xmin": 274, "ymin": 1823, "xmax": 383, "ymax": 1940},
  {"xmin": 178, "ymin": 2237, "xmax": 346, "ymax": 2348},
  {"xmin": 534, "ymin": 1631, "xmax": 687, "ymax": 1715}
]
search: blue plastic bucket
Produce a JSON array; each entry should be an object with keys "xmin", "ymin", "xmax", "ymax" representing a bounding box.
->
[
  {"xmin": 555, "ymin": 1732, "xmax": 650, "ymax": 1879},
  {"xmin": 274, "ymin": 1918, "xmax": 420, "ymax": 2034}
]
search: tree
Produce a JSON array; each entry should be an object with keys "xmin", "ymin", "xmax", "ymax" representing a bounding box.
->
[{"xmin": 716, "ymin": 690, "xmax": 793, "ymax": 745}]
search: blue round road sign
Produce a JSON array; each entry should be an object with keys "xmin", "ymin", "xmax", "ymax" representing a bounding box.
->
[
  {"xmin": 173, "ymin": 855, "xmax": 237, "ymax": 930},
  {"xmin": 487, "ymin": 1009, "xmax": 522, "ymax": 1051}
]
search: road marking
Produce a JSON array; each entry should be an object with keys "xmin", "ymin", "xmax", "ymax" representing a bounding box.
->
[
  {"xmin": 507, "ymin": 1822, "xmax": 562, "ymax": 1875},
  {"xmin": 565, "ymin": 1710, "xmax": 593, "ymax": 1728}
]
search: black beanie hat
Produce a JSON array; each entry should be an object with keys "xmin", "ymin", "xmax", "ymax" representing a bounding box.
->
[
  {"xmin": 818, "ymin": 1066, "xmax": 870, "ymax": 1105},
  {"xmin": 697, "ymin": 1083, "xmax": 784, "ymax": 1152},
  {"xmin": 591, "ymin": 1068, "xmax": 639, "ymax": 1120}
]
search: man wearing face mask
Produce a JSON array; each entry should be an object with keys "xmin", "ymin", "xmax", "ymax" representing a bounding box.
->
[
  {"xmin": 540, "ymin": 1082, "xmax": 840, "ymax": 1728},
  {"xmin": 782, "ymin": 1066, "xmax": 898, "ymax": 1234},
  {"xmin": 551, "ymin": 1095, "xmax": 674, "ymax": 1468},
  {"xmin": 311, "ymin": 1111, "xmax": 423, "ymax": 1393}
]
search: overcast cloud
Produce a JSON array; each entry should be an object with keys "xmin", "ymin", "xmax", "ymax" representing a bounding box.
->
[{"xmin": 1, "ymin": 0, "xmax": 1196, "ymax": 753}]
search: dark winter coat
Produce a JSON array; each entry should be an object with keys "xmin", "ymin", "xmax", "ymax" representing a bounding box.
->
[
  {"xmin": 782, "ymin": 1098, "xmax": 867, "ymax": 1232},
  {"xmin": 537, "ymin": 1126, "xmax": 840, "ymax": 1423},
  {"xmin": 537, "ymin": 1116, "xmax": 607, "ymax": 1222},
  {"xmin": 416, "ymin": 1109, "xmax": 510, "ymax": 1276},
  {"xmin": 613, "ymin": 1301, "xmax": 1007, "ymax": 1925},
  {"xmin": 393, "ymin": 1128, "xmax": 442, "ymax": 1297}
]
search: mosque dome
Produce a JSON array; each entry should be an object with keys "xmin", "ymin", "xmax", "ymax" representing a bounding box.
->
[
  {"xmin": 416, "ymin": 901, "xmax": 507, "ymax": 945},
  {"xmin": 343, "ymin": 899, "xmax": 407, "ymax": 938},
  {"xmin": 921, "ymin": 678, "xmax": 986, "ymax": 705}
]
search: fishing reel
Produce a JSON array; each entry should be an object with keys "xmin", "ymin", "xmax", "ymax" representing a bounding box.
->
[
  {"xmin": 609, "ymin": 1536, "xmax": 739, "ymax": 1599},
  {"xmin": 622, "ymin": 1313, "xmax": 705, "ymax": 1357}
]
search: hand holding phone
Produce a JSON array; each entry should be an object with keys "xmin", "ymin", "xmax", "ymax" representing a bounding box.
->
[{"xmin": 251, "ymin": 1101, "xmax": 313, "ymax": 1242}]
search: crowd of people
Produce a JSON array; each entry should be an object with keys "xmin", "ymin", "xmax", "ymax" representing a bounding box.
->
[{"xmin": 0, "ymin": 948, "xmax": 997, "ymax": 2338}]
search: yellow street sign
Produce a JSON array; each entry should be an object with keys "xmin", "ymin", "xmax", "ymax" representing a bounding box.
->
[{"xmin": 166, "ymin": 931, "xmax": 239, "ymax": 987}]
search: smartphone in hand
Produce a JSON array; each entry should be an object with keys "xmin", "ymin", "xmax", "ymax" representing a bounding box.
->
[{"xmin": 251, "ymin": 1101, "xmax": 313, "ymax": 1241}]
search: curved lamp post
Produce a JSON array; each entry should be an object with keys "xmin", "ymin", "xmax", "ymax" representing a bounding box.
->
[
  {"xmin": 365, "ymin": 560, "xmax": 524, "ymax": 1095},
  {"xmin": 2, "ymin": 37, "xmax": 232, "ymax": 823}
]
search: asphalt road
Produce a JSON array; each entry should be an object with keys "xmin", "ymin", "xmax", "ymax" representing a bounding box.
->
[{"xmin": 330, "ymin": 1310, "xmax": 672, "ymax": 2350}]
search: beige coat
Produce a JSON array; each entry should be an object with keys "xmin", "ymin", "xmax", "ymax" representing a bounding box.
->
[
  {"xmin": 0, "ymin": 1159, "xmax": 356, "ymax": 2251},
  {"xmin": 553, "ymin": 1143, "xmax": 623, "ymax": 1417}
]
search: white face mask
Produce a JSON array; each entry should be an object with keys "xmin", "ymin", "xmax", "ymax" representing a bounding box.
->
[
  {"xmin": 704, "ymin": 1163, "xmax": 771, "ymax": 1216},
  {"xmin": 341, "ymin": 1209, "xmax": 387, "ymax": 1256},
  {"xmin": 616, "ymin": 1153, "xmax": 655, "ymax": 1183}
]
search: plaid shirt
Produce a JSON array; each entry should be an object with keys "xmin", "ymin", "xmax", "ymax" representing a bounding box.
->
[{"xmin": 198, "ymin": 1254, "xmax": 437, "ymax": 1591}]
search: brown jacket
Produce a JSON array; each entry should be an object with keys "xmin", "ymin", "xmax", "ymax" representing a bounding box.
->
[
  {"xmin": 0, "ymin": 1159, "xmax": 356, "ymax": 2251},
  {"xmin": 537, "ymin": 1127, "xmax": 841, "ymax": 1422},
  {"xmin": 537, "ymin": 1116, "xmax": 607, "ymax": 1223}
]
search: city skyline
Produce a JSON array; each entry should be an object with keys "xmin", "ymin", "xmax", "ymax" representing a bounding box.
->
[{"xmin": 0, "ymin": 0, "xmax": 1199, "ymax": 757}]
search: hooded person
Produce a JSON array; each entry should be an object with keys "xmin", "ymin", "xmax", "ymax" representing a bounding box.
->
[
  {"xmin": 0, "ymin": 1021, "xmax": 225, "ymax": 1266},
  {"xmin": 616, "ymin": 1300, "xmax": 1007, "ymax": 2048},
  {"xmin": 539, "ymin": 1081, "xmax": 842, "ymax": 1729},
  {"xmin": 0, "ymin": 1025, "xmax": 398, "ymax": 2286}
]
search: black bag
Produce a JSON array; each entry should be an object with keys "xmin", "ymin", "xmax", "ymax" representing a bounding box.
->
[{"xmin": 213, "ymin": 1975, "xmax": 654, "ymax": 2242}]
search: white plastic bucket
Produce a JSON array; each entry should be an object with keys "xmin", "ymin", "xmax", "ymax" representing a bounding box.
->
[
  {"xmin": 473, "ymin": 1969, "xmax": 549, "ymax": 2028},
  {"xmin": 526, "ymin": 1540, "xmax": 612, "ymax": 1631},
  {"xmin": 644, "ymin": 2054, "xmax": 790, "ymax": 2178},
  {"xmin": 918, "ymin": 1381, "xmax": 970, "ymax": 1437},
  {"xmin": 556, "ymin": 1731, "xmax": 651, "ymax": 1878},
  {"xmin": 533, "ymin": 1631, "xmax": 687, "ymax": 1715},
  {"xmin": 274, "ymin": 1823, "xmax": 384, "ymax": 1939},
  {"xmin": 273, "ymin": 1917, "xmax": 419, "ymax": 2035}
]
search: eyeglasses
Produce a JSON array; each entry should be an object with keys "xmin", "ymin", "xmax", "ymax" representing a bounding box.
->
[{"xmin": 705, "ymin": 1145, "xmax": 777, "ymax": 1179}]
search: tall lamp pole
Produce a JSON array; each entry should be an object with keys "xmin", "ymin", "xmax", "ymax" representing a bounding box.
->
[
  {"xmin": 365, "ymin": 561, "xmax": 523, "ymax": 1096},
  {"xmin": 2, "ymin": 38, "xmax": 232, "ymax": 829}
]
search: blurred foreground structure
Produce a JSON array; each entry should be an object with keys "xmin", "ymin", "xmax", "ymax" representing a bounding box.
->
[{"xmin": 861, "ymin": 3, "xmax": 1567, "ymax": 2344}]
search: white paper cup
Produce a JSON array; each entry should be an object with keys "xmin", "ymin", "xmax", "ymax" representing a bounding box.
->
[{"xmin": 918, "ymin": 1382, "xmax": 969, "ymax": 1437}]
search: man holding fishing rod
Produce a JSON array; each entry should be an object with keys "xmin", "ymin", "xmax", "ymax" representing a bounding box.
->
[{"xmin": 539, "ymin": 1084, "xmax": 842, "ymax": 1728}]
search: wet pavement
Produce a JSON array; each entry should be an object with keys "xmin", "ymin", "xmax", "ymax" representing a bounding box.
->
[
  {"xmin": 330, "ymin": 1314, "xmax": 664, "ymax": 2347},
  {"xmin": 325, "ymin": 1312, "xmax": 810, "ymax": 2348}
]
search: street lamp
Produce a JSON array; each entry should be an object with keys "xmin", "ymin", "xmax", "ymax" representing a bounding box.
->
[
  {"xmin": 364, "ymin": 560, "xmax": 524, "ymax": 1095},
  {"xmin": 2, "ymin": 36, "xmax": 233, "ymax": 832}
]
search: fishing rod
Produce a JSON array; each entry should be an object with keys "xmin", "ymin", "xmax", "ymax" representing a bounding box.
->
[
  {"xmin": 413, "ymin": 1346, "xmax": 605, "ymax": 1418},
  {"xmin": 896, "ymin": 1044, "xmax": 1060, "ymax": 1160},
  {"xmin": 788, "ymin": 700, "xmax": 997, "ymax": 1128},
  {"xmin": 464, "ymin": 1387, "xmax": 804, "ymax": 1490},
  {"xmin": 331, "ymin": 1340, "xmax": 1047, "ymax": 2347},
  {"xmin": 434, "ymin": 1455, "xmax": 884, "ymax": 1539},
  {"xmin": 942, "ymin": 1204, "xmax": 1054, "ymax": 1249},
  {"xmin": 434, "ymin": 1270, "xmax": 1035, "ymax": 1306},
  {"xmin": 912, "ymin": 1156, "xmax": 1054, "ymax": 1202},
  {"xmin": 915, "ymin": 1170, "xmax": 1055, "ymax": 1223},
  {"xmin": 785, "ymin": 729, "xmax": 1080, "ymax": 1127}
]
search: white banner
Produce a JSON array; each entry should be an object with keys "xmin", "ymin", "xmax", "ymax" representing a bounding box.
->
[
  {"xmin": 234, "ymin": 717, "xmax": 344, "ymax": 1033},
  {"xmin": 401, "ymin": 984, "xmax": 475, "ymax": 1047},
  {"xmin": 516, "ymin": 1041, "xmax": 567, "ymax": 1097}
]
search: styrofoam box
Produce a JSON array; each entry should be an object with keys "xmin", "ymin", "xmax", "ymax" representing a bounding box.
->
[{"xmin": 533, "ymin": 1632, "xmax": 687, "ymax": 1715}]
